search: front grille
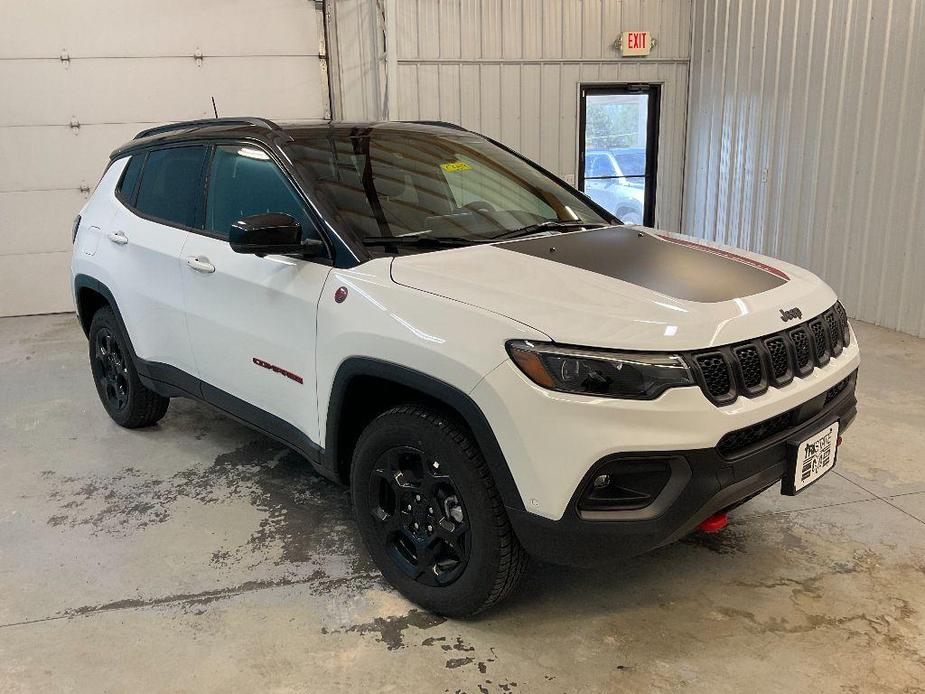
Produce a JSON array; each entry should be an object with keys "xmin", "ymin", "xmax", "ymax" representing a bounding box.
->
[
  {"xmin": 809, "ymin": 319, "xmax": 830, "ymax": 366},
  {"xmin": 734, "ymin": 344, "xmax": 764, "ymax": 392},
  {"xmin": 764, "ymin": 336, "xmax": 791, "ymax": 382},
  {"xmin": 834, "ymin": 301, "xmax": 851, "ymax": 345},
  {"xmin": 825, "ymin": 310, "xmax": 843, "ymax": 357},
  {"xmin": 717, "ymin": 410, "xmax": 796, "ymax": 457},
  {"xmin": 695, "ymin": 353, "xmax": 732, "ymax": 399},
  {"xmin": 824, "ymin": 374, "xmax": 851, "ymax": 405},
  {"xmin": 717, "ymin": 371, "xmax": 856, "ymax": 457},
  {"xmin": 686, "ymin": 302, "xmax": 850, "ymax": 405},
  {"xmin": 790, "ymin": 326, "xmax": 813, "ymax": 372}
]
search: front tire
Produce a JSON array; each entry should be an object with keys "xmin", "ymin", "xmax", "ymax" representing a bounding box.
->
[
  {"xmin": 88, "ymin": 307, "xmax": 169, "ymax": 428},
  {"xmin": 351, "ymin": 405, "xmax": 528, "ymax": 617}
]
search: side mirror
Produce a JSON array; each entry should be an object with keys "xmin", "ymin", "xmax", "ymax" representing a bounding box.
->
[{"xmin": 229, "ymin": 213, "xmax": 325, "ymax": 258}]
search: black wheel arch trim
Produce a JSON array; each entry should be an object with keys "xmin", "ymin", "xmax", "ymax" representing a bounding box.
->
[
  {"xmin": 73, "ymin": 279, "xmax": 520, "ymax": 509},
  {"xmin": 323, "ymin": 357, "xmax": 526, "ymax": 512},
  {"xmin": 74, "ymin": 274, "xmax": 135, "ymax": 349}
]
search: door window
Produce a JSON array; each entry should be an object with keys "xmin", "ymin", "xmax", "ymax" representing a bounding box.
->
[
  {"xmin": 134, "ymin": 146, "xmax": 208, "ymax": 228},
  {"xmin": 578, "ymin": 85, "xmax": 660, "ymax": 226},
  {"xmin": 204, "ymin": 145, "xmax": 314, "ymax": 240},
  {"xmin": 116, "ymin": 154, "xmax": 145, "ymax": 205}
]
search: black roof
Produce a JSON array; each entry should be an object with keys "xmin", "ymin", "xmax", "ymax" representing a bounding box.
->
[{"xmin": 110, "ymin": 117, "xmax": 468, "ymax": 159}]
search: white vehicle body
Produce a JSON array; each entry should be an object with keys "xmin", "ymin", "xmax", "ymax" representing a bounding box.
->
[{"xmin": 71, "ymin": 118, "xmax": 859, "ymax": 583}]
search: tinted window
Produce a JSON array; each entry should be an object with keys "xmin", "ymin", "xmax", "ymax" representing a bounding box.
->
[
  {"xmin": 135, "ymin": 146, "xmax": 208, "ymax": 228},
  {"xmin": 205, "ymin": 145, "xmax": 314, "ymax": 239},
  {"xmin": 116, "ymin": 155, "xmax": 144, "ymax": 203}
]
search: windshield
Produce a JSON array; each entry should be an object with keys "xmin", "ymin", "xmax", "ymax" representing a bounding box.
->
[{"xmin": 284, "ymin": 128, "xmax": 613, "ymax": 252}]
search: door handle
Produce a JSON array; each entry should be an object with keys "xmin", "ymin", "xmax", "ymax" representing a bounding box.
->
[
  {"xmin": 185, "ymin": 256, "xmax": 215, "ymax": 274},
  {"xmin": 108, "ymin": 231, "xmax": 128, "ymax": 245}
]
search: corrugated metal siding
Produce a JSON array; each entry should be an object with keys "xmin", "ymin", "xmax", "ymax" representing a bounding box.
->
[
  {"xmin": 328, "ymin": 0, "xmax": 383, "ymax": 120},
  {"xmin": 0, "ymin": 0, "xmax": 325, "ymax": 317},
  {"xmin": 334, "ymin": 0, "xmax": 692, "ymax": 231},
  {"xmin": 684, "ymin": 0, "xmax": 925, "ymax": 337}
]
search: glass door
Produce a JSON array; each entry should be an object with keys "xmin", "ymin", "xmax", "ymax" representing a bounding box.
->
[{"xmin": 578, "ymin": 84, "xmax": 660, "ymax": 226}]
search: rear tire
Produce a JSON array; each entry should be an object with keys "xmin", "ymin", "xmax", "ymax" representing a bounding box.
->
[
  {"xmin": 88, "ymin": 307, "xmax": 169, "ymax": 428},
  {"xmin": 351, "ymin": 405, "xmax": 528, "ymax": 618}
]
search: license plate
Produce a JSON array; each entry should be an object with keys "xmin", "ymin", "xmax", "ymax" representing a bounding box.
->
[{"xmin": 783, "ymin": 422, "xmax": 839, "ymax": 495}]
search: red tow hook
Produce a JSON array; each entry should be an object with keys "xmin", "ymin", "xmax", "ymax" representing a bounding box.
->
[{"xmin": 698, "ymin": 511, "xmax": 728, "ymax": 533}]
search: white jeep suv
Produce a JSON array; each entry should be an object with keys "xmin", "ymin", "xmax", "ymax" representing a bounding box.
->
[{"xmin": 71, "ymin": 117, "xmax": 860, "ymax": 617}]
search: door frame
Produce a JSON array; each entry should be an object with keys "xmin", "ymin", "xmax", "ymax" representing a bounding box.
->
[{"xmin": 577, "ymin": 82, "xmax": 661, "ymax": 227}]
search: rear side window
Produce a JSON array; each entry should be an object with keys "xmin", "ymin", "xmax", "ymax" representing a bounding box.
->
[
  {"xmin": 135, "ymin": 146, "xmax": 208, "ymax": 228},
  {"xmin": 116, "ymin": 155, "xmax": 144, "ymax": 203},
  {"xmin": 204, "ymin": 145, "xmax": 315, "ymax": 239}
]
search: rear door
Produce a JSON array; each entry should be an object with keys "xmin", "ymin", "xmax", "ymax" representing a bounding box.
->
[
  {"xmin": 179, "ymin": 143, "xmax": 332, "ymax": 442},
  {"xmin": 100, "ymin": 145, "xmax": 206, "ymax": 376}
]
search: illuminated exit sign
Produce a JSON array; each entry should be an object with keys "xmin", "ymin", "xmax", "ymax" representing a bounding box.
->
[{"xmin": 619, "ymin": 31, "xmax": 652, "ymax": 56}]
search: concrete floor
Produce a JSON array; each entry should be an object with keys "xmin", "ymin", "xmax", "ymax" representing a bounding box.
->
[{"xmin": 1, "ymin": 314, "xmax": 923, "ymax": 693}]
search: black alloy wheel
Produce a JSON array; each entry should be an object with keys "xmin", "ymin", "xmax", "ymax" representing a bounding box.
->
[
  {"xmin": 369, "ymin": 445, "xmax": 470, "ymax": 586},
  {"xmin": 93, "ymin": 327, "xmax": 130, "ymax": 412},
  {"xmin": 88, "ymin": 306, "xmax": 170, "ymax": 428},
  {"xmin": 351, "ymin": 405, "xmax": 528, "ymax": 617}
]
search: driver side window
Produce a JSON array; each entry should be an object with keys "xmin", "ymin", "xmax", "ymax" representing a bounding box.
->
[{"xmin": 205, "ymin": 145, "xmax": 316, "ymax": 240}]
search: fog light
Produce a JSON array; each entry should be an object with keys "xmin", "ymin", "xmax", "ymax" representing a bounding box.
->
[{"xmin": 593, "ymin": 474, "xmax": 611, "ymax": 488}]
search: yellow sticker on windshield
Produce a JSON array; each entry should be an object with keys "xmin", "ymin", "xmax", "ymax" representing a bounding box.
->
[{"xmin": 440, "ymin": 161, "xmax": 472, "ymax": 173}]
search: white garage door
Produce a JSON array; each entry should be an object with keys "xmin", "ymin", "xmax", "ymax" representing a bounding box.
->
[{"xmin": 0, "ymin": 0, "xmax": 326, "ymax": 317}]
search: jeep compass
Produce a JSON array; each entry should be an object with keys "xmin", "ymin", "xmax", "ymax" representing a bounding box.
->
[{"xmin": 70, "ymin": 118, "xmax": 859, "ymax": 617}]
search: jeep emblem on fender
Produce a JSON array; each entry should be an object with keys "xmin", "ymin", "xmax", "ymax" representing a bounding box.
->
[{"xmin": 779, "ymin": 307, "xmax": 803, "ymax": 322}]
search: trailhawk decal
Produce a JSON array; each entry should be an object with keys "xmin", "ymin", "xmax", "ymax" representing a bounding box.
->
[
  {"xmin": 500, "ymin": 227, "xmax": 788, "ymax": 303},
  {"xmin": 252, "ymin": 357, "xmax": 304, "ymax": 385}
]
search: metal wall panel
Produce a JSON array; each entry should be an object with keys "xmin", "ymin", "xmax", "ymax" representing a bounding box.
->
[
  {"xmin": 334, "ymin": 0, "xmax": 692, "ymax": 231},
  {"xmin": 0, "ymin": 0, "xmax": 320, "ymax": 58},
  {"xmin": 0, "ymin": 0, "xmax": 325, "ymax": 316},
  {"xmin": 685, "ymin": 0, "xmax": 925, "ymax": 337},
  {"xmin": 328, "ymin": 0, "xmax": 383, "ymax": 121}
]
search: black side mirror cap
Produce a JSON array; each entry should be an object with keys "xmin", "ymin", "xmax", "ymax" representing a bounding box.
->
[{"xmin": 229, "ymin": 213, "xmax": 326, "ymax": 258}]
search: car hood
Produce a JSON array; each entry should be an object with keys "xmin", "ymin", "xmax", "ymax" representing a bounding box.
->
[{"xmin": 389, "ymin": 227, "xmax": 837, "ymax": 351}]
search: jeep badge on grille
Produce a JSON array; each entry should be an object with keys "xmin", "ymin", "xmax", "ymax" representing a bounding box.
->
[{"xmin": 779, "ymin": 307, "xmax": 803, "ymax": 322}]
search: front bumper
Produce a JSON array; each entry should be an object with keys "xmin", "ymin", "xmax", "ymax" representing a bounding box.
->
[{"xmin": 505, "ymin": 371, "xmax": 857, "ymax": 567}]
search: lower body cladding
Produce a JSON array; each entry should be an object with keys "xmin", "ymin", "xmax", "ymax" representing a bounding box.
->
[{"xmin": 472, "ymin": 342, "xmax": 861, "ymax": 568}]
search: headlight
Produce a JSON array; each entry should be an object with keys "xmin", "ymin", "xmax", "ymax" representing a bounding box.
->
[{"xmin": 506, "ymin": 340, "xmax": 694, "ymax": 400}]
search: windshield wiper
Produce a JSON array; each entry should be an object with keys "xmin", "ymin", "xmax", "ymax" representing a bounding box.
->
[
  {"xmin": 361, "ymin": 235, "xmax": 484, "ymax": 249},
  {"xmin": 495, "ymin": 220, "xmax": 607, "ymax": 240}
]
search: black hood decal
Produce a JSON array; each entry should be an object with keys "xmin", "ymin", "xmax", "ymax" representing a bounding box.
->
[{"xmin": 499, "ymin": 227, "xmax": 788, "ymax": 303}]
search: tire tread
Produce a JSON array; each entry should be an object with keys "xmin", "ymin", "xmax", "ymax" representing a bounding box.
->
[{"xmin": 89, "ymin": 307, "xmax": 169, "ymax": 429}]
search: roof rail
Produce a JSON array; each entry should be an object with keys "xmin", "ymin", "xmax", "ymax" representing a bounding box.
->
[
  {"xmin": 403, "ymin": 120, "xmax": 469, "ymax": 131},
  {"xmin": 134, "ymin": 117, "xmax": 282, "ymax": 140}
]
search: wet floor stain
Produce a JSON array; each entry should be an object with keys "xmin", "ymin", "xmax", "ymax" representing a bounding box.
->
[
  {"xmin": 41, "ymin": 437, "xmax": 377, "ymax": 576},
  {"xmin": 331, "ymin": 609, "xmax": 446, "ymax": 650}
]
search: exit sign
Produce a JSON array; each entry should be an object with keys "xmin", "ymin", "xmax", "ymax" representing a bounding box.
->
[{"xmin": 619, "ymin": 31, "xmax": 652, "ymax": 56}]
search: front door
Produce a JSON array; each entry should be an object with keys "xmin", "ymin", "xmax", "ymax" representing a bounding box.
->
[{"xmin": 180, "ymin": 144, "xmax": 332, "ymax": 443}]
